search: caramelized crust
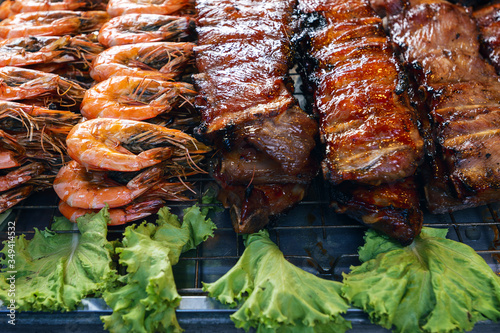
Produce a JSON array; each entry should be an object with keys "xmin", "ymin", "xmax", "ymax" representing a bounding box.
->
[
  {"xmin": 299, "ymin": 0, "xmax": 424, "ymax": 244},
  {"xmin": 194, "ymin": 0, "xmax": 319, "ymax": 232},
  {"xmin": 384, "ymin": 0, "xmax": 500, "ymax": 212},
  {"xmin": 300, "ymin": 0, "xmax": 424, "ymax": 185}
]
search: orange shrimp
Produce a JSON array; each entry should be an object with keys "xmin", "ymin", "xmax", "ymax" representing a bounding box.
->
[
  {"xmin": 0, "ymin": 161, "xmax": 46, "ymax": 191},
  {"xmin": 0, "ymin": 11, "xmax": 110, "ymax": 39},
  {"xmin": 106, "ymin": 0, "xmax": 190, "ymax": 17},
  {"xmin": 89, "ymin": 41, "xmax": 194, "ymax": 82},
  {"xmin": 0, "ymin": 67, "xmax": 87, "ymax": 103},
  {"xmin": 80, "ymin": 76, "xmax": 196, "ymax": 120},
  {"xmin": 54, "ymin": 160, "xmax": 165, "ymax": 209},
  {"xmin": 0, "ymin": 130, "xmax": 25, "ymax": 169},
  {"xmin": 58, "ymin": 197, "xmax": 165, "ymax": 224},
  {"xmin": 0, "ymin": 36, "xmax": 103, "ymax": 68},
  {"xmin": 98, "ymin": 14, "xmax": 194, "ymax": 47},
  {"xmin": 0, "ymin": 184, "xmax": 34, "ymax": 213},
  {"xmin": 66, "ymin": 118, "xmax": 211, "ymax": 172},
  {"xmin": 7, "ymin": 0, "xmax": 103, "ymax": 15}
]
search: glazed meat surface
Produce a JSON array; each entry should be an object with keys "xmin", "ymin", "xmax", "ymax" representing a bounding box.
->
[
  {"xmin": 194, "ymin": 0, "xmax": 318, "ymax": 233},
  {"xmin": 383, "ymin": 0, "xmax": 500, "ymax": 212},
  {"xmin": 298, "ymin": 0, "xmax": 424, "ymax": 245},
  {"xmin": 299, "ymin": 0, "xmax": 423, "ymax": 186}
]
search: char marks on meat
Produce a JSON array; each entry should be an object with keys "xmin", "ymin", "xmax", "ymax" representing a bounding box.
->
[
  {"xmin": 380, "ymin": 0, "xmax": 500, "ymax": 213},
  {"xmin": 297, "ymin": 0, "xmax": 424, "ymax": 244},
  {"xmin": 193, "ymin": 0, "xmax": 319, "ymax": 233}
]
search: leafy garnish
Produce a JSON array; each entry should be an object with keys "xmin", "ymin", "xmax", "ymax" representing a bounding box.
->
[
  {"xmin": 0, "ymin": 208, "xmax": 117, "ymax": 312},
  {"xmin": 101, "ymin": 199, "xmax": 217, "ymax": 333},
  {"xmin": 342, "ymin": 227, "xmax": 500, "ymax": 333},
  {"xmin": 203, "ymin": 230, "xmax": 352, "ymax": 333}
]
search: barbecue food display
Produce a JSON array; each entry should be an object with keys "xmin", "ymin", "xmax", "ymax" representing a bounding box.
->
[
  {"xmin": 297, "ymin": 0, "xmax": 425, "ymax": 245},
  {"xmin": 193, "ymin": 0, "xmax": 319, "ymax": 233},
  {"xmin": 376, "ymin": 0, "xmax": 500, "ymax": 213}
]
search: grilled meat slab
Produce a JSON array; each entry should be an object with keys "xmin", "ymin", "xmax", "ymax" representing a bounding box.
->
[
  {"xmin": 381, "ymin": 0, "xmax": 500, "ymax": 213},
  {"xmin": 299, "ymin": 0, "xmax": 423, "ymax": 186},
  {"xmin": 298, "ymin": 0, "xmax": 424, "ymax": 244},
  {"xmin": 193, "ymin": 0, "xmax": 319, "ymax": 233}
]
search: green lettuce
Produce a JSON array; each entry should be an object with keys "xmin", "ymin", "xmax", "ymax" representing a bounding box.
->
[
  {"xmin": 203, "ymin": 230, "xmax": 352, "ymax": 333},
  {"xmin": 101, "ymin": 198, "xmax": 217, "ymax": 333},
  {"xmin": 0, "ymin": 208, "xmax": 117, "ymax": 312},
  {"xmin": 342, "ymin": 227, "xmax": 500, "ymax": 333}
]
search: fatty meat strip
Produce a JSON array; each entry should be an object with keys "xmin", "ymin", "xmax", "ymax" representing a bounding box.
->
[
  {"xmin": 297, "ymin": 0, "xmax": 425, "ymax": 244},
  {"xmin": 376, "ymin": 0, "xmax": 500, "ymax": 212},
  {"xmin": 193, "ymin": 0, "xmax": 319, "ymax": 233}
]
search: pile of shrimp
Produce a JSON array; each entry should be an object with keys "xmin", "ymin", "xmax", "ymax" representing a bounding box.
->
[
  {"xmin": 0, "ymin": 100, "xmax": 82, "ymax": 213},
  {"xmin": 0, "ymin": 2, "xmax": 108, "ymax": 211},
  {"xmin": 0, "ymin": 0, "xmax": 210, "ymax": 222},
  {"xmin": 54, "ymin": 118, "xmax": 211, "ymax": 225}
]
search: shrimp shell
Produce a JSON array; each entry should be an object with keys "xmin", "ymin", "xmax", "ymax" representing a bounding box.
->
[
  {"xmin": 80, "ymin": 76, "xmax": 196, "ymax": 120},
  {"xmin": 0, "ymin": 161, "xmax": 46, "ymax": 192},
  {"xmin": 106, "ymin": 0, "xmax": 190, "ymax": 17},
  {"xmin": 98, "ymin": 14, "xmax": 194, "ymax": 47},
  {"xmin": 0, "ymin": 129, "xmax": 25, "ymax": 169},
  {"xmin": 54, "ymin": 160, "xmax": 164, "ymax": 209},
  {"xmin": 0, "ymin": 11, "xmax": 110, "ymax": 39},
  {"xmin": 89, "ymin": 41, "xmax": 194, "ymax": 82},
  {"xmin": 66, "ymin": 118, "xmax": 211, "ymax": 172},
  {"xmin": 0, "ymin": 66, "xmax": 87, "ymax": 103},
  {"xmin": 58, "ymin": 198, "xmax": 165, "ymax": 224}
]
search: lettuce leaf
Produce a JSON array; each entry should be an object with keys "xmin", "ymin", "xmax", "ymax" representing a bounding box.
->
[
  {"xmin": 101, "ymin": 199, "xmax": 217, "ymax": 333},
  {"xmin": 342, "ymin": 227, "xmax": 500, "ymax": 333},
  {"xmin": 203, "ymin": 230, "xmax": 352, "ymax": 333},
  {"xmin": 0, "ymin": 208, "xmax": 117, "ymax": 312}
]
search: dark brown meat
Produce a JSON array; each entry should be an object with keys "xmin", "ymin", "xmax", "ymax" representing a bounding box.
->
[
  {"xmin": 193, "ymin": 0, "xmax": 319, "ymax": 233},
  {"xmin": 474, "ymin": 2, "xmax": 500, "ymax": 74},
  {"xmin": 383, "ymin": 0, "xmax": 500, "ymax": 213},
  {"xmin": 298, "ymin": 0, "xmax": 424, "ymax": 245},
  {"xmin": 299, "ymin": 0, "xmax": 424, "ymax": 186},
  {"xmin": 331, "ymin": 177, "xmax": 423, "ymax": 246}
]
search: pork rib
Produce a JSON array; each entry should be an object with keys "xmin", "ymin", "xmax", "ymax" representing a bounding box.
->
[
  {"xmin": 297, "ymin": 0, "xmax": 424, "ymax": 244},
  {"xmin": 193, "ymin": 0, "xmax": 318, "ymax": 233},
  {"xmin": 381, "ymin": 0, "xmax": 500, "ymax": 213}
]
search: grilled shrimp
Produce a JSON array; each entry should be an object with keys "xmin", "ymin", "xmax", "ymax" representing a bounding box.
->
[
  {"xmin": 6, "ymin": 0, "xmax": 106, "ymax": 15},
  {"xmin": 0, "ymin": 161, "xmax": 45, "ymax": 191},
  {"xmin": 0, "ymin": 36, "xmax": 104, "ymax": 68},
  {"xmin": 58, "ymin": 197, "xmax": 165, "ymax": 224},
  {"xmin": 90, "ymin": 42, "xmax": 194, "ymax": 82},
  {"xmin": 98, "ymin": 14, "xmax": 194, "ymax": 47},
  {"xmin": 0, "ymin": 67, "xmax": 86, "ymax": 103},
  {"xmin": 54, "ymin": 160, "xmax": 165, "ymax": 209},
  {"xmin": 66, "ymin": 118, "xmax": 211, "ymax": 172},
  {"xmin": 0, "ymin": 11, "xmax": 110, "ymax": 39},
  {"xmin": 80, "ymin": 76, "xmax": 196, "ymax": 120},
  {"xmin": 106, "ymin": 0, "xmax": 190, "ymax": 17},
  {"xmin": 0, "ymin": 130, "xmax": 25, "ymax": 169},
  {"xmin": 0, "ymin": 184, "xmax": 34, "ymax": 213}
]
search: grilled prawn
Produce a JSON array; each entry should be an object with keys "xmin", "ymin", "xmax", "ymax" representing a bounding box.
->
[
  {"xmin": 66, "ymin": 118, "xmax": 210, "ymax": 172},
  {"xmin": 90, "ymin": 42, "xmax": 194, "ymax": 82},
  {"xmin": 80, "ymin": 76, "xmax": 196, "ymax": 120}
]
